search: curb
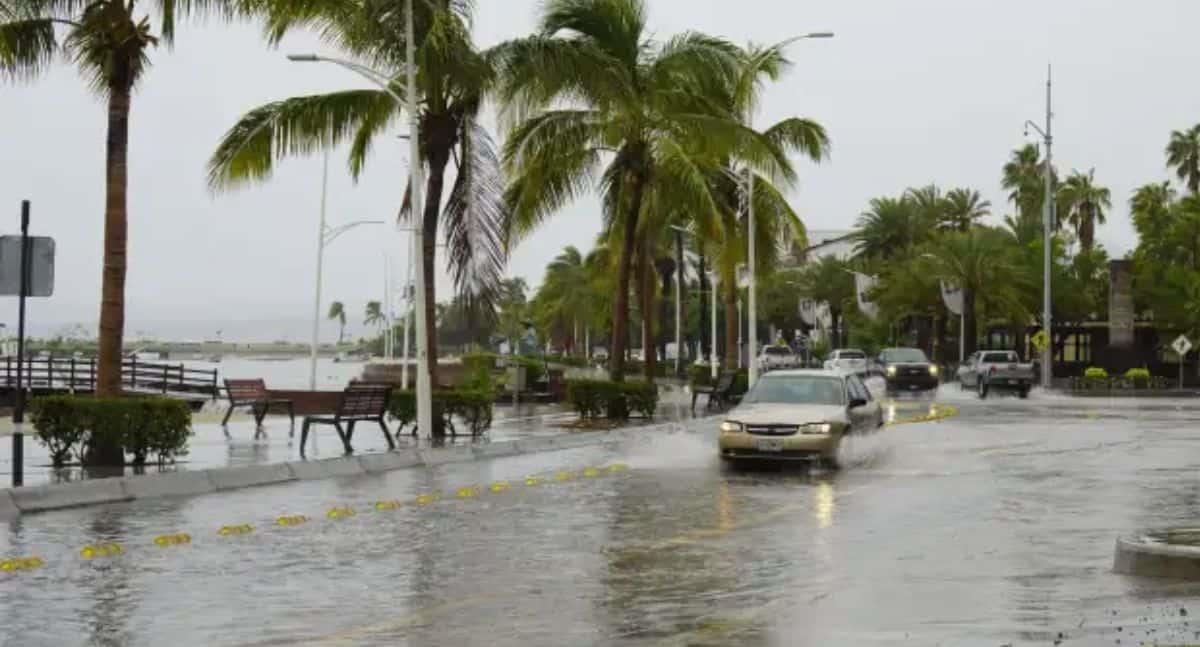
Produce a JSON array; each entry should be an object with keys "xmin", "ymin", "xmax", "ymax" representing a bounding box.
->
[
  {"xmin": 1114, "ymin": 533, "xmax": 1200, "ymax": 579},
  {"xmin": 0, "ymin": 419, "xmax": 683, "ymax": 517}
]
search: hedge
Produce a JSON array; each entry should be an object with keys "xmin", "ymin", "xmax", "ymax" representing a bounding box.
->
[
  {"xmin": 566, "ymin": 379, "xmax": 658, "ymax": 420},
  {"xmin": 30, "ymin": 395, "xmax": 192, "ymax": 467},
  {"xmin": 388, "ymin": 388, "xmax": 494, "ymax": 437}
]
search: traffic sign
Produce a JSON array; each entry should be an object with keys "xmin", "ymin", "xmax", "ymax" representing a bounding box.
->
[{"xmin": 1172, "ymin": 334, "xmax": 1192, "ymax": 357}]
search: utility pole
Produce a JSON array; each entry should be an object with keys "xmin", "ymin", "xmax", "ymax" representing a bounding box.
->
[
  {"xmin": 674, "ymin": 229, "xmax": 683, "ymax": 376},
  {"xmin": 407, "ymin": 0, "xmax": 432, "ymax": 435},
  {"xmin": 1025, "ymin": 65, "xmax": 1054, "ymax": 390}
]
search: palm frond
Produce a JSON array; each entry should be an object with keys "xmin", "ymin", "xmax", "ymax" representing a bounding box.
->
[
  {"xmin": 0, "ymin": 12, "xmax": 57, "ymax": 81},
  {"xmin": 207, "ymin": 89, "xmax": 395, "ymax": 190},
  {"xmin": 762, "ymin": 117, "xmax": 829, "ymax": 164},
  {"xmin": 539, "ymin": 0, "xmax": 645, "ymax": 67},
  {"xmin": 443, "ymin": 118, "xmax": 507, "ymax": 312}
]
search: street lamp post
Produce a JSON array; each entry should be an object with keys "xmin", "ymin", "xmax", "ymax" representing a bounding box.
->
[
  {"xmin": 745, "ymin": 31, "xmax": 832, "ymax": 390},
  {"xmin": 309, "ymin": 214, "xmax": 384, "ymax": 390},
  {"xmin": 289, "ymin": 2, "xmax": 431, "ymax": 436},
  {"xmin": 1025, "ymin": 65, "xmax": 1054, "ymax": 390}
]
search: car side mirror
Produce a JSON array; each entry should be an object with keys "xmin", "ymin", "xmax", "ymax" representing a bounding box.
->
[{"xmin": 848, "ymin": 398, "xmax": 867, "ymax": 409}]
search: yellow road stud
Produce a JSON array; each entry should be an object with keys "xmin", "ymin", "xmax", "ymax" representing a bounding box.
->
[
  {"xmin": 326, "ymin": 507, "xmax": 356, "ymax": 520},
  {"xmin": 415, "ymin": 493, "xmax": 439, "ymax": 506},
  {"xmin": 489, "ymin": 481, "xmax": 511, "ymax": 493},
  {"xmin": 218, "ymin": 524, "xmax": 253, "ymax": 536},
  {"xmin": 153, "ymin": 533, "xmax": 191, "ymax": 547},
  {"xmin": 554, "ymin": 470, "xmax": 574, "ymax": 482},
  {"xmin": 276, "ymin": 515, "xmax": 309, "ymax": 526},
  {"xmin": 374, "ymin": 500, "xmax": 402, "ymax": 511},
  {"xmin": 456, "ymin": 486, "xmax": 480, "ymax": 499},
  {"xmin": 0, "ymin": 556, "xmax": 43, "ymax": 571},
  {"xmin": 606, "ymin": 463, "xmax": 629, "ymax": 473},
  {"xmin": 582, "ymin": 467, "xmax": 600, "ymax": 478},
  {"xmin": 524, "ymin": 476, "xmax": 543, "ymax": 486},
  {"xmin": 80, "ymin": 543, "xmax": 122, "ymax": 559}
]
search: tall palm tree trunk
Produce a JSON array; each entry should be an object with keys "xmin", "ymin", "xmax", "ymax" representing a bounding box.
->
[
  {"xmin": 723, "ymin": 280, "xmax": 738, "ymax": 369},
  {"xmin": 962, "ymin": 288, "xmax": 977, "ymax": 357},
  {"xmin": 638, "ymin": 248, "xmax": 656, "ymax": 383},
  {"xmin": 609, "ymin": 175, "xmax": 645, "ymax": 382},
  {"xmin": 91, "ymin": 74, "xmax": 133, "ymax": 466},
  {"xmin": 421, "ymin": 146, "xmax": 451, "ymax": 387}
]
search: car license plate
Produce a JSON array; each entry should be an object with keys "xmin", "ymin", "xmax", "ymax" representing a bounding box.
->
[{"xmin": 755, "ymin": 439, "xmax": 785, "ymax": 452}]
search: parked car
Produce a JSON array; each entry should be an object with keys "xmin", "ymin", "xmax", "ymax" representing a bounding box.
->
[
  {"xmin": 718, "ymin": 369, "xmax": 883, "ymax": 467},
  {"xmin": 876, "ymin": 347, "xmax": 939, "ymax": 393},
  {"xmin": 823, "ymin": 348, "xmax": 869, "ymax": 375},
  {"xmin": 758, "ymin": 345, "xmax": 800, "ymax": 372},
  {"xmin": 956, "ymin": 350, "xmax": 1035, "ymax": 398}
]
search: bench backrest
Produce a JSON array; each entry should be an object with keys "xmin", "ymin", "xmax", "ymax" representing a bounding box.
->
[
  {"xmin": 714, "ymin": 371, "xmax": 737, "ymax": 394},
  {"xmin": 225, "ymin": 378, "xmax": 268, "ymax": 401},
  {"xmin": 337, "ymin": 383, "xmax": 391, "ymax": 419}
]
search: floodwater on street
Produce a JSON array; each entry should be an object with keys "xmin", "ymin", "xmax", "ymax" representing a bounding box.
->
[{"xmin": 4, "ymin": 386, "xmax": 1200, "ymax": 645}]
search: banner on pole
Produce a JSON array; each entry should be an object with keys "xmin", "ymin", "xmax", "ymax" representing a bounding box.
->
[
  {"xmin": 854, "ymin": 272, "xmax": 878, "ymax": 319},
  {"xmin": 940, "ymin": 281, "xmax": 963, "ymax": 316}
]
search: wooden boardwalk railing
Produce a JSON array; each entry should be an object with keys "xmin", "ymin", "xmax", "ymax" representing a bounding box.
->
[{"xmin": 0, "ymin": 356, "xmax": 219, "ymax": 400}]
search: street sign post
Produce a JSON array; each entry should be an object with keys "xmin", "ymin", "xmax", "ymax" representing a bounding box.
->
[
  {"xmin": 1172, "ymin": 334, "xmax": 1192, "ymax": 390},
  {"xmin": 2, "ymin": 202, "xmax": 55, "ymax": 486}
]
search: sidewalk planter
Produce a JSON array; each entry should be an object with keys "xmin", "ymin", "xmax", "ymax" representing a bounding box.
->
[
  {"xmin": 566, "ymin": 379, "xmax": 658, "ymax": 420},
  {"xmin": 30, "ymin": 395, "xmax": 192, "ymax": 468},
  {"xmin": 387, "ymin": 388, "xmax": 495, "ymax": 437}
]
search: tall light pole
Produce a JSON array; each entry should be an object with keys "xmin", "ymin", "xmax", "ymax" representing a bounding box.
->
[
  {"xmin": 746, "ymin": 30, "xmax": 832, "ymax": 389},
  {"xmin": 308, "ymin": 217, "xmax": 384, "ymax": 389},
  {"xmin": 289, "ymin": 5, "xmax": 431, "ymax": 435},
  {"xmin": 1025, "ymin": 65, "xmax": 1053, "ymax": 390}
]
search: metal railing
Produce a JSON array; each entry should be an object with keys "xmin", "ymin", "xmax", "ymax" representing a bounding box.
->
[{"xmin": 0, "ymin": 356, "xmax": 219, "ymax": 399}]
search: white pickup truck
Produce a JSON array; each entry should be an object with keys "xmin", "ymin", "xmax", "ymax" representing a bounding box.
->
[
  {"xmin": 823, "ymin": 348, "xmax": 869, "ymax": 375},
  {"xmin": 956, "ymin": 350, "xmax": 1036, "ymax": 398}
]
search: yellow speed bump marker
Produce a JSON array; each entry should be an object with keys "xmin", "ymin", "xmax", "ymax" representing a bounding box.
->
[
  {"xmin": 489, "ymin": 481, "xmax": 511, "ymax": 493},
  {"xmin": 415, "ymin": 492, "xmax": 440, "ymax": 506},
  {"xmin": 606, "ymin": 463, "xmax": 629, "ymax": 473},
  {"xmin": 456, "ymin": 486, "xmax": 480, "ymax": 499},
  {"xmin": 326, "ymin": 507, "xmax": 356, "ymax": 520},
  {"xmin": 524, "ymin": 475, "xmax": 544, "ymax": 486},
  {"xmin": 0, "ymin": 556, "xmax": 44, "ymax": 571},
  {"xmin": 153, "ymin": 533, "xmax": 191, "ymax": 547},
  {"xmin": 80, "ymin": 543, "xmax": 123, "ymax": 559},
  {"xmin": 582, "ymin": 467, "xmax": 600, "ymax": 478},
  {"xmin": 374, "ymin": 500, "xmax": 402, "ymax": 511},
  {"xmin": 276, "ymin": 515, "xmax": 310, "ymax": 527},
  {"xmin": 554, "ymin": 470, "xmax": 574, "ymax": 482},
  {"xmin": 218, "ymin": 524, "xmax": 253, "ymax": 536}
]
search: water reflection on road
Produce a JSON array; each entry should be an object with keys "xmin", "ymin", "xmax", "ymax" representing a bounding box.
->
[{"xmin": 3, "ymin": 390, "xmax": 1200, "ymax": 645}]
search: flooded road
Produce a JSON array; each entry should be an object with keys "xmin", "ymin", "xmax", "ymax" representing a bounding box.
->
[{"xmin": 3, "ymin": 387, "xmax": 1200, "ymax": 646}]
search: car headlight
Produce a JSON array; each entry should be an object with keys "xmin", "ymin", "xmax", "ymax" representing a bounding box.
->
[
  {"xmin": 929, "ymin": 365, "xmax": 939, "ymax": 376},
  {"xmin": 799, "ymin": 422, "xmax": 832, "ymax": 434},
  {"xmin": 886, "ymin": 365, "xmax": 897, "ymax": 376},
  {"xmin": 719, "ymin": 421, "xmax": 742, "ymax": 433}
]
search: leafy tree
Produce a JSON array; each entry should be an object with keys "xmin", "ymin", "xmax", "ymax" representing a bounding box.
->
[
  {"xmin": 495, "ymin": 278, "xmax": 529, "ymax": 349},
  {"xmin": 531, "ymin": 246, "xmax": 593, "ymax": 355},
  {"xmin": 1, "ymin": 0, "xmax": 241, "ymax": 408},
  {"xmin": 328, "ymin": 301, "xmax": 347, "ymax": 343},
  {"xmin": 794, "ymin": 255, "xmax": 854, "ymax": 347},
  {"xmin": 364, "ymin": 300, "xmax": 384, "ymax": 329},
  {"xmin": 941, "ymin": 188, "xmax": 991, "ymax": 232},
  {"xmin": 1130, "ymin": 181, "xmax": 1176, "ymax": 244},
  {"xmin": 1167, "ymin": 124, "xmax": 1200, "ymax": 194},
  {"xmin": 496, "ymin": 0, "xmax": 787, "ymax": 380},
  {"xmin": 1057, "ymin": 168, "xmax": 1111, "ymax": 252},
  {"xmin": 1002, "ymin": 143, "xmax": 1057, "ymax": 231},
  {"xmin": 853, "ymin": 196, "xmax": 927, "ymax": 261},
  {"xmin": 208, "ymin": 0, "xmax": 505, "ymax": 386}
]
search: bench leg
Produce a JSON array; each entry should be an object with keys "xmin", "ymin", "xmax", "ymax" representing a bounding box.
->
[
  {"xmin": 334, "ymin": 422, "xmax": 353, "ymax": 454},
  {"xmin": 253, "ymin": 403, "xmax": 267, "ymax": 427},
  {"xmin": 378, "ymin": 419, "xmax": 395, "ymax": 450},
  {"xmin": 690, "ymin": 391, "xmax": 698, "ymax": 413},
  {"xmin": 299, "ymin": 419, "xmax": 312, "ymax": 458},
  {"xmin": 345, "ymin": 420, "xmax": 357, "ymax": 444},
  {"xmin": 286, "ymin": 402, "xmax": 296, "ymax": 428},
  {"xmin": 221, "ymin": 404, "xmax": 235, "ymax": 426}
]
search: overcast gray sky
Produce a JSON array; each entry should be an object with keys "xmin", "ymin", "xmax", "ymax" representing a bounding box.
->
[{"xmin": 1, "ymin": 0, "xmax": 1197, "ymax": 342}]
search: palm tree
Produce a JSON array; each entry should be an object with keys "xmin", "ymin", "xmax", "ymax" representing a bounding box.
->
[
  {"xmin": 854, "ymin": 196, "xmax": 926, "ymax": 261},
  {"xmin": 924, "ymin": 227, "xmax": 1031, "ymax": 356},
  {"xmin": 795, "ymin": 255, "xmax": 854, "ymax": 348},
  {"xmin": 1, "ymin": 0, "xmax": 237, "ymax": 404},
  {"xmin": 364, "ymin": 300, "xmax": 384, "ymax": 328},
  {"xmin": 328, "ymin": 301, "xmax": 347, "ymax": 344},
  {"xmin": 1057, "ymin": 169, "xmax": 1111, "ymax": 252},
  {"xmin": 942, "ymin": 188, "xmax": 991, "ymax": 232},
  {"xmin": 1130, "ymin": 181, "xmax": 1176, "ymax": 243},
  {"xmin": 495, "ymin": 0, "xmax": 787, "ymax": 381},
  {"xmin": 535, "ymin": 246, "xmax": 591, "ymax": 356},
  {"xmin": 208, "ymin": 0, "xmax": 505, "ymax": 386},
  {"xmin": 1002, "ymin": 144, "xmax": 1056, "ymax": 228},
  {"xmin": 1167, "ymin": 124, "xmax": 1200, "ymax": 194}
]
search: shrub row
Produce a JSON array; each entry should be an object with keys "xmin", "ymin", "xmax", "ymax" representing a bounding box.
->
[
  {"xmin": 565, "ymin": 379, "xmax": 658, "ymax": 420},
  {"xmin": 388, "ymin": 388, "xmax": 495, "ymax": 436},
  {"xmin": 30, "ymin": 395, "xmax": 192, "ymax": 467}
]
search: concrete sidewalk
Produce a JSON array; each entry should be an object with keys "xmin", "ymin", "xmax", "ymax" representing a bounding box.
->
[{"xmin": 0, "ymin": 383, "xmax": 702, "ymax": 488}]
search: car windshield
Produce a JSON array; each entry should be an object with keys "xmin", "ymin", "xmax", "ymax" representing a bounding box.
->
[
  {"xmin": 741, "ymin": 375, "xmax": 845, "ymax": 405},
  {"xmin": 836, "ymin": 351, "xmax": 865, "ymax": 359},
  {"xmin": 982, "ymin": 351, "xmax": 1019, "ymax": 363},
  {"xmin": 883, "ymin": 348, "xmax": 928, "ymax": 363},
  {"xmin": 764, "ymin": 346, "xmax": 791, "ymax": 355}
]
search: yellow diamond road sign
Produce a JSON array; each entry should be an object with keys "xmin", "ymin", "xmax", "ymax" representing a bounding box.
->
[{"xmin": 1173, "ymin": 334, "xmax": 1192, "ymax": 357}]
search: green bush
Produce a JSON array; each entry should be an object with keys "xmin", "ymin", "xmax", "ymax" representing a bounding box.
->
[
  {"xmin": 1084, "ymin": 366, "xmax": 1108, "ymax": 380},
  {"xmin": 566, "ymin": 379, "xmax": 658, "ymax": 420},
  {"xmin": 30, "ymin": 395, "xmax": 193, "ymax": 467},
  {"xmin": 1124, "ymin": 367, "xmax": 1151, "ymax": 380},
  {"xmin": 461, "ymin": 353, "xmax": 498, "ymax": 389},
  {"xmin": 388, "ymin": 388, "xmax": 494, "ymax": 436}
]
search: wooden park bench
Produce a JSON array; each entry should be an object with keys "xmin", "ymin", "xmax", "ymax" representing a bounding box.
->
[
  {"xmin": 299, "ymin": 383, "xmax": 394, "ymax": 458},
  {"xmin": 222, "ymin": 378, "xmax": 295, "ymax": 427},
  {"xmin": 691, "ymin": 371, "xmax": 738, "ymax": 412}
]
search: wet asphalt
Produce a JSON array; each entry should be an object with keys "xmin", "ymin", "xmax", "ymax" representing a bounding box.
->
[{"xmin": 3, "ymin": 386, "xmax": 1200, "ymax": 646}]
